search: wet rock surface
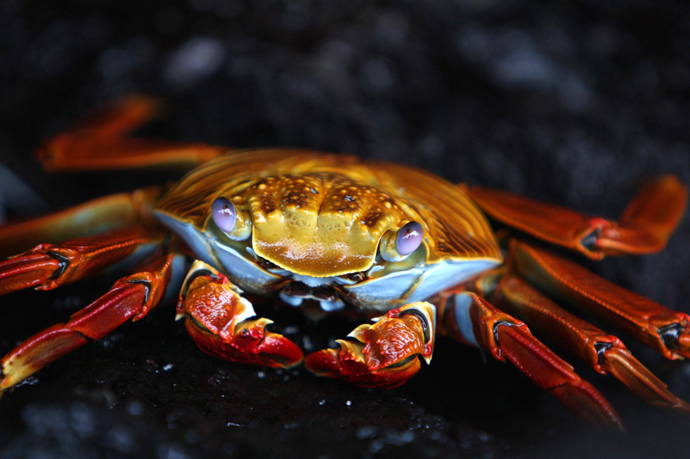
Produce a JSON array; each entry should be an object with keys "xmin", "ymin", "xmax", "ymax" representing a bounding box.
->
[{"xmin": 1, "ymin": 1, "xmax": 690, "ymax": 458}]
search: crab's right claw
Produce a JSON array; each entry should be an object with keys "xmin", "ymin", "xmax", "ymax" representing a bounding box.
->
[
  {"xmin": 177, "ymin": 261, "xmax": 303, "ymax": 369},
  {"xmin": 305, "ymin": 302, "xmax": 436, "ymax": 388}
]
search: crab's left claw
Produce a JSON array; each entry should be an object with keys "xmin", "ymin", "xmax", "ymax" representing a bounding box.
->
[
  {"xmin": 177, "ymin": 261, "xmax": 303, "ymax": 369},
  {"xmin": 305, "ymin": 302, "xmax": 436, "ymax": 388}
]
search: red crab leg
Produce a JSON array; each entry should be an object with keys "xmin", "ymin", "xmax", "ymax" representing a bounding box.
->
[
  {"xmin": 489, "ymin": 274, "xmax": 690, "ymax": 412},
  {"xmin": 0, "ymin": 187, "xmax": 162, "ymax": 258},
  {"xmin": 464, "ymin": 175, "xmax": 687, "ymax": 259},
  {"xmin": 511, "ymin": 241, "xmax": 690, "ymax": 360},
  {"xmin": 435, "ymin": 290, "xmax": 624, "ymax": 429},
  {"xmin": 0, "ymin": 227, "xmax": 164, "ymax": 296},
  {"xmin": 177, "ymin": 260, "xmax": 303, "ymax": 369},
  {"xmin": 0, "ymin": 254, "xmax": 179, "ymax": 391},
  {"xmin": 304, "ymin": 302, "xmax": 436, "ymax": 389},
  {"xmin": 38, "ymin": 95, "xmax": 225, "ymax": 171}
]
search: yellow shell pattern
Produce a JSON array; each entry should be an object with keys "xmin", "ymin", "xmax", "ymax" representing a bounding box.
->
[{"xmin": 154, "ymin": 149, "xmax": 502, "ymax": 309}]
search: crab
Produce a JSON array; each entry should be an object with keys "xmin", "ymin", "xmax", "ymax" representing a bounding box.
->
[{"xmin": 1, "ymin": 96, "xmax": 689, "ymax": 430}]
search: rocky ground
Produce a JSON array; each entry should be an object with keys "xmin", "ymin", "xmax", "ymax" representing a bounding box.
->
[{"xmin": 1, "ymin": 1, "xmax": 690, "ymax": 458}]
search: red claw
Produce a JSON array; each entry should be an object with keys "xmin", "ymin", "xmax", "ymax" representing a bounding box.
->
[
  {"xmin": 305, "ymin": 302, "xmax": 436, "ymax": 388},
  {"xmin": 178, "ymin": 261, "xmax": 303, "ymax": 369}
]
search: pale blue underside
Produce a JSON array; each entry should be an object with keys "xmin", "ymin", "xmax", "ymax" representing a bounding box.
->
[
  {"xmin": 154, "ymin": 211, "xmax": 281, "ymax": 294},
  {"xmin": 154, "ymin": 209, "xmax": 500, "ymax": 312},
  {"xmin": 343, "ymin": 258, "xmax": 500, "ymax": 311},
  {"xmin": 450, "ymin": 293, "xmax": 479, "ymax": 347}
]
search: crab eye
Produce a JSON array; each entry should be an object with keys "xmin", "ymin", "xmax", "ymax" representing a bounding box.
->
[
  {"xmin": 211, "ymin": 197, "xmax": 237, "ymax": 232},
  {"xmin": 397, "ymin": 222, "xmax": 423, "ymax": 255},
  {"xmin": 380, "ymin": 221, "xmax": 424, "ymax": 262}
]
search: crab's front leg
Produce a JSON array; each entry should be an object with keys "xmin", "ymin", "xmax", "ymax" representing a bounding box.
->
[
  {"xmin": 304, "ymin": 303, "xmax": 435, "ymax": 389},
  {"xmin": 1, "ymin": 254, "xmax": 180, "ymax": 392},
  {"xmin": 176, "ymin": 261, "xmax": 303, "ymax": 368}
]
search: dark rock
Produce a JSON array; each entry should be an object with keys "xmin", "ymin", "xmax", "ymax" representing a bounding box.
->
[{"xmin": 1, "ymin": 1, "xmax": 690, "ymax": 458}]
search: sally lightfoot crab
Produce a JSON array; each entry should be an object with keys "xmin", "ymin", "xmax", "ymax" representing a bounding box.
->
[{"xmin": 1, "ymin": 96, "xmax": 689, "ymax": 430}]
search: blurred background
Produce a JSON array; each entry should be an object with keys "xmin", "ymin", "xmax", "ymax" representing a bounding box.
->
[{"xmin": 1, "ymin": 1, "xmax": 689, "ymax": 457}]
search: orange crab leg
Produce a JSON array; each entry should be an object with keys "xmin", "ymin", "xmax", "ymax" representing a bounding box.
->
[
  {"xmin": 0, "ymin": 187, "xmax": 162, "ymax": 258},
  {"xmin": 38, "ymin": 96, "xmax": 225, "ymax": 172},
  {"xmin": 436, "ymin": 291, "xmax": 624, "ymax": 429},
  {"xmin": 0, "ymin": 227, "xmax": 165, "ymax": 296},
  {"xmin": 304, "ymin": 302, "xmax": 436, "ymax": 388},
  {"xmin": 490, "ymin": 274, "xmax": 690, "ymax": 412},
  {"xmin": 464, "ymin": 175, "xmax": 687, "ymax": 259},
  {"xmin": 511, "ymin": 241, "xmax": 690, "ymax": 360},
  {"xmin": 177, "ymin": 260, "xmax": 303, "ymax": 369},
  {"xmin": 0, "ymin": 254, "xmax": 179, "ymax": 392}
]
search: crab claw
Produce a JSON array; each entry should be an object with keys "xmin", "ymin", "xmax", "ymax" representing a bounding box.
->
[
  {"xmin": 177, "ymin": 261, "xmax": 303, "ymax": 369},
  {"xmin": 305, "ymin": 302, "xmax": 436, "ymax": 388}
]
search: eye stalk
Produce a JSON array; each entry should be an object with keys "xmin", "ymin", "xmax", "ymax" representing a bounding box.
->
[
  {"xmin": 211, "ymin": 197, "xmax": 251, "ymax": 240},
  {"xmin": 380, "ymin": 221, "xmax": 424, "ymax": 262}
]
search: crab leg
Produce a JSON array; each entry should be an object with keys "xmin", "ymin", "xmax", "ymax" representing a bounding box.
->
[
  {"xmin": 0, "ymin": 227, "xmax": 164, "ymax": 296},
  {"xmin": 0, "ymin": 187, "xmax": 162, "ymax": 258},
  {"xmin": 464, "ymin": 175, "xmax": 687, "ymax": 259},
  {"xmin": 38, "ymin": 95, "xmax": 225, "ymax": 172},
  {"xmin": 488, "ymin": 274, "xmax": 690, "ymax": 412},
  {"xmin": 436, "ymin": 290, "xmax": 624, "ymax": 428},
  {"xmin": 1, "ymin": 254, "xmax": 181, "ymax": 392},
  {"xmin": 177, "ymin": 260, "xmax": 303, "ymax": 369},
  {"xmin": 511, "ymin": 241, "xmax": 690, "ymax": 360}
]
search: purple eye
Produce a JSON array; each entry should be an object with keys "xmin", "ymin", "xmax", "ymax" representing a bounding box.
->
[
  {"xmin": 211, "ymin": 197, "xmax": 237, "ymax": 233},
  {"xmin": 397, "ymin": 222, "xmax": 423, "ymax": 255}
]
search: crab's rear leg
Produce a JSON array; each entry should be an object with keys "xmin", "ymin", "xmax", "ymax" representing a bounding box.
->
[
  {"xmin": 435, "ymin": 290, "xmax": 624, "ymax": 428},
  {"xmin": 0, "ymin": 178, "xmax": 166, "ymax": 293},
  {"xmin": 0, "ymin": 187, "xmax": 162, "ymax": 258},
  {"xmin": 510, "ymin": 242, "xmax": 690, "ymax": 363},
  {"xmin": 487, "ymin": 273, "xmax": 690, "ymax": 413},
  {"xmin": 1, "ymin": 254, "xmax": 181, "ymax": 392},
  {"xmin": 176, "ymin": 260, "xmax": 303, "ymax": 369},
  {"xmin": 304, "ymin": 303, "xmax": 436, "ymax": 389},
  {"xmin": 464, "ymin": 175, "xmax": 687, "ymax": 259},
  {"xmin": 38, "ymin": 95, "xmax": 226, "ymax": 172},
  {"xmin": 0, "ymin": 226, "xmax": 165, "ymax": 296}
]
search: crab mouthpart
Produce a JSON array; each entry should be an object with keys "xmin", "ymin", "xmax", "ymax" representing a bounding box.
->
[{"xmin": 279, "ymin": 281, "xmax": 346, "ymax": 312}]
